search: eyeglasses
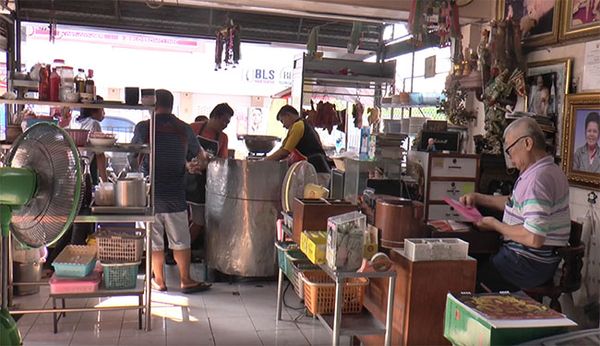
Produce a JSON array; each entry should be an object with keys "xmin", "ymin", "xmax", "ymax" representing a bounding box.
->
[{"xmin": 504, "ymin": 135, "xmax": 529, "ymax": 158}]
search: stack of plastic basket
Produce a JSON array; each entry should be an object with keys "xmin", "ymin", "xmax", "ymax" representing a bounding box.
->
[
  {"xmin": 50, "ymin": 245, "xmax": 101, "ymax": 294},
  {"xmin": 96, "ymin": 228, "xmax": 144, "ymax": 290}
]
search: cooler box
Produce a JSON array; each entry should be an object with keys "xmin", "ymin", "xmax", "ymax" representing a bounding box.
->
[{"xmin": 444, "ymin": 292, "xmax": 576, "ymax": 346}]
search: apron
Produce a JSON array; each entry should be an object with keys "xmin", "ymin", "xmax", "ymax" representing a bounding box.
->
[{"xmin": 185, "ymin": 122, "xmax": 220, "ymax": 204}]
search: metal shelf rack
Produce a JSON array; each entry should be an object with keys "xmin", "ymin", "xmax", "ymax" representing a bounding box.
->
[
  {"xmin": 1, "ymin": 98, "xmax": 156, "ymax": 332},
  {"xmin": 274, "ymin": 239, "xmax": 396, "ymax": 346}
]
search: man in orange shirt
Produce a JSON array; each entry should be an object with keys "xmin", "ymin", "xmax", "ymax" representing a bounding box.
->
[{"xmin": 188, "ymin": 103, "xmax": 234, "ymax": 255}]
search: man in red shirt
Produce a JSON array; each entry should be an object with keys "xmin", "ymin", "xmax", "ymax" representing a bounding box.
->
[{"xmin": 188, "ymin": 103, "xmax": 234, "ymax": 253}]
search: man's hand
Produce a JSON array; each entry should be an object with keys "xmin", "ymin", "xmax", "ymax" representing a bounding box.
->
[
  {"xmin": 474, "ymin": 216, "xmax": 499, "ymax": 232},
  {"xmin": 459, "ymin": 193, "xmax": 479, "ymax": 208},
  {"xmin": 187, "ymin": 150, "xmax": 210, "ymax": 174}
]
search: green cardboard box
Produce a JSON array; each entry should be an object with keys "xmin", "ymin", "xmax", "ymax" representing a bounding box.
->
[{"xmin": 444, "ymin": 292, "xmax": 576, "ymax": 346}]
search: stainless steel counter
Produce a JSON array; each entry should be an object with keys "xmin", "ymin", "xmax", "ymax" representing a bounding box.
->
[{"xmin": 205, "ymin": 159, "xmax": 287, "ymax": 277}]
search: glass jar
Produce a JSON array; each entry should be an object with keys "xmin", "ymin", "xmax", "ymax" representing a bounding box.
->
[{"xmin": 59, "ymin": 66, "xmax": 75, "ymax": 102}]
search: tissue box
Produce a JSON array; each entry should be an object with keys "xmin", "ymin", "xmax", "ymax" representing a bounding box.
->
[
  {"xmin": 326, "ymin": 211, "xmax": 366, "ymax": 271},
  {"xmin": 404, "ymin": 238, "xmax": 469, "ymax": 261},
  {"xmin": 444, "ymin": 292, "xmax": 576, "ymax": 346}
]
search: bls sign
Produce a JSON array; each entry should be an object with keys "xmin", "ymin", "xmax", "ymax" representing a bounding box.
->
[{"xmin": 245, "ymin": 68, "xmax": 276, "ymax": 83}]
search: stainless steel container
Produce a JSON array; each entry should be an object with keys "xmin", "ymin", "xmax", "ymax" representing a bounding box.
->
[
  {"xmin": 115, "ymin": 178, "xmax": 146, "ymax": 207},
  {"xmin": 206, "ymin": 159, "xmax": 287, "ymax": 277}
]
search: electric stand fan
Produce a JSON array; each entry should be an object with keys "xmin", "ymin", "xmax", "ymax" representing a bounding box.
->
[{"xmin": 0, "ymin": 123, "xmax": 82, "ymax": 345}]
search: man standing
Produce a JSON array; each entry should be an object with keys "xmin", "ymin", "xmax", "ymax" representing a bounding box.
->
[
  {"xmin": 266, "ymin": 105, "xmax": 329, "ymax": 173},
  {"xmin": 132, "ymin": 89, "xmax": 211, "ymax": 293},
  {"xmin": 461, "ymin": 117, "xmax": 570, "ymax": 292}
]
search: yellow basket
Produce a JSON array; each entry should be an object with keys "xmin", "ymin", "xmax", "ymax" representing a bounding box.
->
[{"xmin": 301, "ymin": 270, "xmax": 368, "ymax": 315}]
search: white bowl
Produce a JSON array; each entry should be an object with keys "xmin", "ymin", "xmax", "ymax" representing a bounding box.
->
[{"xmin": 89, "ymin": 137, "xmax": 117, "ymax": 147}]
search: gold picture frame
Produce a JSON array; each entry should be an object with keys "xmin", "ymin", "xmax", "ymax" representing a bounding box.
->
[
  {"xmin": 524, "ymin": 58, "xmax": 572, "ymax": 156},
  {"xmin": 561, "ymin": 93, "xmax": 600, "ymax": 189},
  {"xmin": 559, "ymin": 0, "xmax": 600, "ymax": 41},
  {"xmin": 496, "ymin": 0, "xmax": 560, "ymax": 48}
]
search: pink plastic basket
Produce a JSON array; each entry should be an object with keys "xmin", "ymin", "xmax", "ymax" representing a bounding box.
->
[{"xmin": 49, "ymin": 271, "xmax": 101, "ymax": 294}]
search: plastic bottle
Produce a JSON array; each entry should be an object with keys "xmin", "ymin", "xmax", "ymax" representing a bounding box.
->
[
  {"xmin": 58, "ymin": 66, "xmax": 75, "ymax": 102},
  {"xmin": 85, "ymin": 69, "xmax": 95, "ymax": 98},
  {"xmin": 38, "ymin": 65, "xmax": 50, "ymax": 101},
  {"xmin": 49, "ymin": 67, "xmax": 60, "ymax": 102},
  {"xmin": 75, "ymin": 68, "xmax": 86, "ymax": 94}
]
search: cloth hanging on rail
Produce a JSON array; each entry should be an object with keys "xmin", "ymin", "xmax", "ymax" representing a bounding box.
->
[{"xmin": 572, "ymin": 199, "xmax": 600, "ymax": 328}]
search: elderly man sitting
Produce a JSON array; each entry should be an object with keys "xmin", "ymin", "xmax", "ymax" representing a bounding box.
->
[{"xmin": 461, "ymin": 117, "xmax": 571, "ymax": 292}]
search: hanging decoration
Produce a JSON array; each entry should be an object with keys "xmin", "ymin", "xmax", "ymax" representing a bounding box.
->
[
  {"xmin": 347, "ymin": 22, "xmax": 363, "ymax": 54},
  {"xmin": 214, "ymin": 18, "xmax": 241, "ymax": 71},
  {"xmin": 307, "ymin": 26, "xmax": 319, "ymax": 57},
  {"xmin": 438, "ymin": 77, "xmax": 475, "ymax": 126},
  {"xmin": 478, "ymin": 19, "xmax": 527, "ymax": 154}
]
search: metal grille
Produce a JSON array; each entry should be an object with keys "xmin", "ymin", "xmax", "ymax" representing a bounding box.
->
[{"xmin": 7, "ymin": 123, "xmax": 82, "ymax": 248}]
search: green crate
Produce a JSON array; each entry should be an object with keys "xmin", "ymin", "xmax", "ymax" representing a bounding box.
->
[{"xmin": 101, "ymin": 262, "xmax": 139, "ymax": 290}]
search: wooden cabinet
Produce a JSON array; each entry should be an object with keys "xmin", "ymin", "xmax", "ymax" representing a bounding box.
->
[
  {"xmin": 407, "ymin": 152, "xmax": 480, "ymax": 221},
  {"xmin": 359, "ymin": 250, "xmax": 476, "ymax": 346}
]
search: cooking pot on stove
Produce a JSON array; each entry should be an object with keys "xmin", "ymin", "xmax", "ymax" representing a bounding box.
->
[
  {"xmin": 375, "ymin": 198, "xmax": 426, "ymax": 248},
  {"xmin": 115, "ymin": 178, "xmax": 146, "ymax": 207},
  {"xmin": 238, "ymin": 135, "xmax": 280, "ymax": 154}
]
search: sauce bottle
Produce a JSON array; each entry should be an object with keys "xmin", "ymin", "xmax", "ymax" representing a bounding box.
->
[
  {"xmin": 49, "ymin": 67, "xmax": 60, "ymax": 102},
  {"xmin": 38, "ymin": 65, "xmax": 50, "ymax": 101},
  {"xmin": 75, "ymin": 68, "xmax": 86, "ymax": 94},
  {"xmin": 85, "ymin": 69, "xmax": 95, "ymax": 98}
]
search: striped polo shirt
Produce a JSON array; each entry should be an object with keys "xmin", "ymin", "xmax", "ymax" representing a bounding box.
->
[{"xmin": 502, "ymin": 155, "xmax": 571, "ymax": 263}]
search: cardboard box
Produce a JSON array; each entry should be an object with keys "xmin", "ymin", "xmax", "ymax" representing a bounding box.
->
[
  {"xmin": 444, "ymin": 292, "xmax": 576, "ymax": 346},
  {"xmin": 300, "ymin": 231, "xmax": 327, "ymax": 265}
]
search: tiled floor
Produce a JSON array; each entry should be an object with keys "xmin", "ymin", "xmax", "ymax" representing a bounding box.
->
[{"xmin": 14, "ymin": 265, "xmax": 349, "ymax": 346}]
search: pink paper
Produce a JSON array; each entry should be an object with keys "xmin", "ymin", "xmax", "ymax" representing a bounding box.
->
[{"xmin": 443, "ymin": 197, "xmax": 483, "ymax": 223}]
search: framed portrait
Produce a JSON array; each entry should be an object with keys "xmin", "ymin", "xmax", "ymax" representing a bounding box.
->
[
  {"xmin": 560, "ymin": 0, "xmax": 600, "ymax": 41},
  {"xmin": 561, "ymin": 93, "xmax": 600, "ymax": 189},
  {"xmin": 525, "ymin": 58, "xmax": 572, "ymax": 155},
  {"xmin": 496, "ymin": 0, "xmax": 560, "ymax": 48}
]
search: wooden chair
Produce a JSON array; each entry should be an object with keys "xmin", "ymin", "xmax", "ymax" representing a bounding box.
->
[{"xmin": 524, "ymin": 221, "xmax": 585, "ymax": 312}]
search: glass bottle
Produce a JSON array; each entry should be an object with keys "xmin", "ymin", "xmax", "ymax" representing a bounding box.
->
[
  {"xmin": 80, "ymin": 157, "xmax": 93, "ymax": 213},
  {"xmin": 85, "ymin": 69, "xmax": 95, "ymax": 98},
  {"xmin": 75, "ymin": 68, "xmax": 86, "ymax": 93}
]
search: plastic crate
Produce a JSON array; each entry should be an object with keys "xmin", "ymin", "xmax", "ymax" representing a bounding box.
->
[
  {"xmin": 52, "ymin": 245, "xmax": 97, "ymax": 278},
  {"xmin": 275, "ymin": 241, "xmax": 298, "ymax": 274},
  {"xmin": 49, "ymin": 271, "xmax": 101, "ymax": 294},
  {"xmin": 289, "ymin": 260, "xmax": 319, "ymax": 299},
  {"xmin": 301, "ymin": 270, "xmax": 368, "ymax": 315},
  {"xmin": 95, "ymin": 228, "xmax": 144, "ymax": 262},
  {"xmin": 284, "ymin": 248, "xmax": 308, "ymax": 279},
  {"xmin": 101, "ymin": 262, "xmax": 140, "ymax": 289}
]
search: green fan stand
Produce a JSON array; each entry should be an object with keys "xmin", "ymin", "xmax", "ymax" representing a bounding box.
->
[{"xmin": 0, "ymin": 167, "xmax": 37, "ymax": 346}]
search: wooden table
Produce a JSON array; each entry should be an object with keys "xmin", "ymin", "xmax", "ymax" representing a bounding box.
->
[{"xmin": 359, "ymin": 250, "xmax": 477, "ymax": 346}]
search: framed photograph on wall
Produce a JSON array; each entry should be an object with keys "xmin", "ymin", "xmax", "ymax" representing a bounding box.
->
[
  {"xmin": 525, "ymin": 58, "xmax": 572, "ymax": 155},
  {"xmin": 561, "ymin": 93, "xmax": 600, "ymax": 189},
  {"xmin": 496, "ymin": 0, "xmax": 560, "ymax": 48},
  {"xmin": 560, "ymin": 0, "xmax": 600, "ymax": 41}
]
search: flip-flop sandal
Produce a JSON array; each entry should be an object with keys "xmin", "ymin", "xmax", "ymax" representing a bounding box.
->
[
  {"xmin": 181, "ymin": 282, "xmax": 212, "ymax": 294},
  {"xmin": 151, "ymin": 280, "xmax": 168, "ymax": 292}
]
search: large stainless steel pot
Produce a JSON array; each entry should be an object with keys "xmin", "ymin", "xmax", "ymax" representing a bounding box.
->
[
  {"xmin": 238, "ymin": 135, "xmax": 280, "ymax": 154},
  {"xmin": 115, "ymin": 178, "xmax": 146, "ymax": 207},
  {"xmin": 206, "ymin": 158, "xmax": 287, "ymax": 277}
]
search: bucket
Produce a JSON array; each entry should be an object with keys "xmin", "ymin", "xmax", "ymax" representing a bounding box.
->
[{"xmin": 13, "ymin": 261, "xmax": 42, "ymax": 296}]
